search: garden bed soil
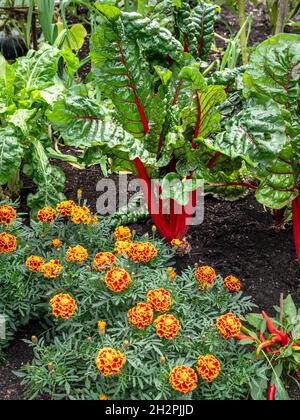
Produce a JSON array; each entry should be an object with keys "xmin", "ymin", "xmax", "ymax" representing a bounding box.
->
[{"xmin": 1, "ymin": 3, "xmax": 300, "ymax": 402}]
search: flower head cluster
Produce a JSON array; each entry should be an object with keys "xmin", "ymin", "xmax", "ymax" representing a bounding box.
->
[
  {"xmin": 52, "ymin": 239, "xmax": 62, "ymax": 248},
  {"xmin": 93, "ymin": 252, "xmax": 116, "ymax": 271},
  {"xmin": 114, "ymin": 226, "xmax": 131, "ymax": 241},
  {"xmin": 127, "ymin": 242, "xmax": 158, "ymax": 263},
  {"xmin": 169, "ymin": 365, "xmax": 198, "ymax": 394},
  {"xmin": 128, "ymin": 303, "xmax": 154, "ymax": 329},
  {"xmin": 196, "ymin": 355, "xmax": 221, "ymax": 383},
  {"xmin": 0, "ymin": 205, "xmax": 16, "ymax": 225},
  {"xmin": 40, "ymin": 259, "xmax": 63, "ymax": 278},
  {"xmin": 26, "ymin": 255, "xmax": 45, "ymax": 272},
  {"xmin": 223, "ymin": 275, "xmax": 241, "ymax": 293},
  {"xmin": 50, "ymin": 293, "xmax": 77, "ymax": 319},
  {"xmin": 70, "ymin": 205, "xmax": 91, "ymax": 225},
  {"xmin": 154, "ymin": 314, "xmax": 180, "ymax": 339},
  {"xmin": 195, "ymin": 266, "xmax": 216, "ymax": 290},
  {"xmin": 147, "ymin": 288, "xmax": 172, "ymax": 312},
  {"xmin": 96, "ymin": 348, "xmax": 126, "ymax": 376},
  {"xmin": 0, "ymin": 232, "xmax": 17, "ymax": 253},
  {"xmin": 216, "ymin": 313, "xmax": 241, "ymax": 339},
  {"xmin": 56, "ymin": 200, "xmax": 76, "ymax": 217},
  {"xmin": 66, "ymin": 245, "xmax": 88, "ymax": 264},
  {"xmin": 105, "ymin": 267, "xmax": 132, "ymax": 292},
  {"xmin": 114, "ymin": 240, "xmax": 132, "ymax": 256},
  {"xmin": 37, "ymin": 207, "xmax": 56, "ymax": 223}
]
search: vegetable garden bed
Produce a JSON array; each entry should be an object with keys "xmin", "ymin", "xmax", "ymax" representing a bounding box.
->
[{"xmin": 0, "ymin": 0, "xmax": 299, "ymax": 402}]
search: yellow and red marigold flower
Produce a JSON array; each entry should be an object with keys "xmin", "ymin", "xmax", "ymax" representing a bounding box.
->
[
  {"xmin": 114, "ymin": 240, "xmax": 132, "ymax": 256},
  {"xmin": 216, "ymin": 313, "xmax": 241, "ymax": 339},
  {"xmin": 96, "ymin": 347, "xmax": 126, "ymax": 376},
  {"xmin": 114, "ymin": 226, "xmax": 131, "ymax": 241},
  {"xmin": 40, "ymin": 259, "xmax": 63, "ymax": 279},
  {"xmin": 26, "ymin": 255, "xmax": 45, "ymax": 273},
  {"xmin": 93, "ymin": 252, "xmax": 116, "ymax": 271},
  {"xmin": 70, "ymin": 205, "xmax": 92, "ymax": 225},
  {"xmin": 147, "ymin": 288, "xmax": 172, "ymax": 312},
  {"xmin": 0, "ymin": 205, "xmax": 16, "ymax": 225},
  {"xmin": 223, "ymin": 275, "xmax": 241, "ymax": 293},
  {"xmin": 0, "ymin": 232, "xmax": 17, "ymax": 253},
  {"xmin": 170, "ymin": 239, "xmax": 183, "ymax": 248},
  {"xmin": 50, "ymin": 293, "xmax": 77, "ymax": 319},
  {"xmin": 52, "ymin": 238, "xmax": 62, "ymax": 248},
  {"xmin": 66, "ymin": 245, "xmax": 88, "ymax": 264},
  {"xmin": 56, "ymin": 200, "xmax": 76, "ymax": 217},
  {"xmin": 127, "ymin": 242, "xmax": 158, "ymax": 263},
  {"xmin": 154, "ymin": 313, "xmax": 180, "ymax": 339},
  {"xmin": 169, "ymin": 365, "xmax": 198, "ymax": 395},
  {"xmin": 105, "ymin": 267, "xmax": 132, "ymax": 292},
  {"xmin": 195, "ymin": 266, "xmax": 216, "ymax": 290},
  {"xmin": 196, "ymin": 354, "xmax": 221, "ymax": 383},
  {"xmin": 128, "ymin": 303, "xmax": 154, "ymax": 329},
  {"xmin": 37, "ymin": 207, "xmax": 56, "ymax": 223}
]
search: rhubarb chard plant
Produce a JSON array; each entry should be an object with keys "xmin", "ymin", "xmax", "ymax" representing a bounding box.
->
[{"xmin": 47, "ymin": 0, "xmax": 251, "ymax": 242}]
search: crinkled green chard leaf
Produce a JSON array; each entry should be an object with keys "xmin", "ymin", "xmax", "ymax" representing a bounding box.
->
[
  {"xmin": 177, "ymin": 0, "xmax": 219, "ymax": 61},
  {"xmin": 0, "ymin": 127, "xmax": 23, "ymax": 185},
  {"xmin": 90, "ymin": 7, "xmax": 182, "ymax": 154},
  {"xmin": 46, "ymin": 95, "xmax": 156, "ymax": 171},
  {"xmin": 243, "ymin": 34, "xmax": 300, "ymax": 112},
  {"xmin": 254, "ymin": 149, "xmax": 298, "ymax": 209},
  {"xmin": 12, "ymin": 45, "xmax": 60, "ymax": 93},
  {"xmin": 178, "ymin": 65, "xmax": 227, "ymax": 142},
  {"xmin": 23, "ymin": 138, "xmax": 65, "ymax": 213},
  {"xmin": 208, "ymin": 103, "xmax": 288, "ymax": 166}
]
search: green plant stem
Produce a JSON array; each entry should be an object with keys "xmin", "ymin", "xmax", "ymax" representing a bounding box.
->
[
  {"xmin": 237, "ymin": 0, "xmax": 247, "ymax": 64},
  {"xmin": 275, "ymin": 0, "xmax": 289, "ymax": 34},
  {"xmin": 270, "ymin": 2, "xmax": 279, "ymax": 34}
]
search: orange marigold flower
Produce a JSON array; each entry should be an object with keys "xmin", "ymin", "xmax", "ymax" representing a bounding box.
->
[
  {"xmin": 96, "ymin": 348, "xmax": 126, "ymax": 376},
  {"xmin": 66, "ymin": 245, "xmax": 88, "ymax": 264},
  {"xmin": 196, "ymin": 354, "xmax": 221, "ymax": 383},
  {"xmin": 170, "ymin": 239, "xmax": 182, "ymax": 247},
  {"xmin": 223, "ymin": 275, "xmax": 241, "ymax": 293},
  {"xmin": 26, "ymin": 255, "xmax": 45, "ymax": 272},
  {"xmin": 37, "ymin": 207, "xmax": 56, "ymax": 223},
  {"xmin": 216, "ymin": 313, "xmax": 241, "ymax": 339},
  {"xmin": 114, "ymin": 226, "xmax": 131, "ymax": 241},
  {"xmin": 128, "ymin": 303, "xmax": 154, "ymax": 329},
  {"xmin": 50, "ymin": 293, "xmax": 77, "ymax": 319},
  {"xmin": 154, "ymin": 314, "xmax": 180, "ymax": 339},
  {"xmin": 0, "ymin": 205, "xmax": 16, "ymax": 225},
  {"xmin": 40, "ymin": 259, "xmax": 63, "ymax": 279},
  {"xmin": 147, "ymin": 288, "xmax": 172, "ymax": 312},
  {"xmin": 52, "ymin": 238, "xmax": 62, "ymax": 248},
  {"xmin": 56, "ymin": 200, "xmax": 76, "ymax": 217},
  {"xmin": 105, "ymin": 267, "xmax": 132, "ymax": 292},
  {"xmin": 114, "ymin": 240, "xmax": 131, "ymax": 256},
  {"xmin": 93, "ymin": 252, "xmax": 116, "ymax": 271},
  {"xmin": 70, "ymin": 205, "xmax": 92, "ymax": 225},
  {"xmin": 99, "ymin": 394, "xmax": 108, "ymax": 400},
  {"xmin": 0, "ymin": 232, "xmax": 17, "ymax": 253},
  {"xmin": 195, "ymin": 266, "xmax": 216, "ymax": 290},
  {"xmin": 127, "ymin": 242, "xmax": 158, "ymax": 263},
  {"xmin": 169, "ymin": 365, "xmax": 198, "ymax": 394}
]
